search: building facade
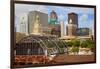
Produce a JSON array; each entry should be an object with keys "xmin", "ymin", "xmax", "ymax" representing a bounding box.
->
[
  {"xmin": 28, "ymin": 11, "xmax": 48, "ymax": 35},
  {"xmin": 68, "ymin": 13, "xmax": 78, "ymax": 27},
  {"xmin": 19, "ymin": 14, "xmax": 28, "ymax": 35},
  {"xmin": 60, "ymin": 21, "xmax": 65, "ymax": 37},
  {"xmin": 66, "ymin": 13, "xmax": 78, "ymax": 36},
  {"xmin": 77, "ymin": 28, "xmax": 90, "ymax": 36},
  {"xmin": 49, "ymin": 10, "xmax": 58, "ymax": 25},
  {"xmin": 49, "ymin": 24, "xmax": 61, "ymax": 37}
]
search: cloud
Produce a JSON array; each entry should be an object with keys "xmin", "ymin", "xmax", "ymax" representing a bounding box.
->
[
  {"xmin": 15, "ymin": 4, "xmax": 48, "ymax": 16},
  {"xmin": 58, "ymin": 14, "xmax": 65, "ymax": 21},
  {"xmin": 36, "ymin": 5, "xmax": 48, "ymax": 13},
  {"xmin": 78, "ymin": 14, "xmax": 94, "ymax": 28},
  {"xmin": 66, "ymin": 7, "xmax": 94, "ymax": 15},
  {"xmin": 79, "ymin": 14, "xmax": 88, "ymax": 23}
]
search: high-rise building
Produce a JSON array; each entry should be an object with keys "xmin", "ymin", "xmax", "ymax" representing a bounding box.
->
[
  {"xmin": 20, "ymin": 14, "xmax": 28, "ymax": 35},
  {"xmin": 68, "ymin": 13, "xmax": 78, "ymax": 27},
  {"xmin": 66, "ymin": 13, "xmax": 78, "ymax": 36},
  {"xmin": 49, "ymin": 10, "xmax": 58, "ymax": 25},
  {"xmin": 32, "ymin": 15, "xmax": 42, "ymax": 35},
  {"xmin": 28, "ymin": 11, "xmax": 48, "ymax": 34},
  {"xmin": 60, "ymin": 21, "xmax": 65, "ymax": 37}
]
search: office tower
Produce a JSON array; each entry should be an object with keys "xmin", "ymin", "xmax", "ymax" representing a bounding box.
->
[
  {"xmin": 32, "ymin": 15, "xmax": 42, "ymax": 35},
  {"xmin": 66, "ymin": 13, "xmax": 78, "ymax": 36},
  {"xmin": 20, "ymin": 14, "xmax": 28, "ymax": 35},
  {"xmin": 68, "ymin": 13, "xmax": 78, "ymax": 27},
  {"xmin": 28, "ymin": 11, "xmax": 48, "ymax": 34},
  {"xmin": 49, "ymin": 10, "xmax": 58, "ymax": 25}
]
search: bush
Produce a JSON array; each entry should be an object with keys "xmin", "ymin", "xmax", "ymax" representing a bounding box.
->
[
  {"xmin": 81, "ymin": 40, "xmax": 95, "ymax": 48},
  {"xmin": 71, "ymin": 46, "xmax": 79, "ymax": 54},
  {"xmin": 72, "ymin": 39, "xmax": 80, "ymax": 47},
  {"xmin": 67, "ymin": 41, "xmax": 73, "ymax": 47}
]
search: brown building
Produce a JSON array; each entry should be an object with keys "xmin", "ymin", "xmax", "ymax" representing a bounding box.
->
[
  {"xmin": 66, "ymin": 13, "xmax": 78, "ymax": 36},
  {"xmin": 68, "ymin": 13, "xmax": 78, "ymax": 27},
  {"xmin": 48, "ymin": 24, "xmax": 61, "ymax": 37}
]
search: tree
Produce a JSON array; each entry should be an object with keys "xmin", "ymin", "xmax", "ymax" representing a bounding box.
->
[
  {"xmin": 67, "ymin": 41, "xmax": 73, "ymax": 47},
  {"xmin": 71, "ymin": 39, "xmax": 80, "ymax": 54},
  {"xmin": 81, "ymin": 41, "xmax": 88, "ymax": 48},
  {"xmin": 80, "ymin": 39, "xmax": 95, "ymax": 53},
  {"xmin": 72, "ymin": 39, "xmax": 80, "ymax": 47},
  {"xmin": 81, "ymin": 40, "xmax": 95, "ymax": 48},
  {"xmin": 16, "ymin": 32, "xmax": 26, "ymax": 43},
  {"xmin": 86, "ymin": 40, "xmax": 95, "ymax": 48},
  {"xmin": 71, "ymin": 46, "xmax": 79, "ymax": 55}
]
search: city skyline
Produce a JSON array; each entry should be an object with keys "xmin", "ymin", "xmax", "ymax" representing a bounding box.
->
[{"xmin": 15, "ymin": 4, "xmax": 94, "ymax": 35}]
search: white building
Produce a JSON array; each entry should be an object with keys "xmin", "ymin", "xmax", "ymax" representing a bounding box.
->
[
  {"xmin": 20, "ymin": 14, "xmax": 28, "ymax": 35},
  {"xmin": 60, "ymin": 21, "xmax": 65, "ymax": 37}
]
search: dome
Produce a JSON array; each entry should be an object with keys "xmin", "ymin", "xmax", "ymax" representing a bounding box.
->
[{"xmin": 15, "ymin": 35, "xmax": 68, "ymax": 56}]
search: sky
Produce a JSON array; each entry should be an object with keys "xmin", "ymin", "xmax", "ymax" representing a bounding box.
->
[{"xmin": 15, "ymin": 4, "xmax": 95, "ymax": 35}]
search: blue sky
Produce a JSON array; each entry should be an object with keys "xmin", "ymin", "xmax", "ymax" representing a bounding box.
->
[{"xmin": 15, "ymin": 4, "xmax": 94, "ymax": 35}]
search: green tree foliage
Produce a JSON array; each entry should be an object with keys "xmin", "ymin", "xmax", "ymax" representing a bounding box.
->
[
  {"xmin": 86, "ymin": 40, "xmax": 95, "ymax": 48},
  {"xmin": 72, "ymin": 39, "xmax": 80, "ymax": 47},
  {"xmin": 71, "ymin": 39, "xmax": 80, "ymax": 54},
  {"xmin": 71, "ymin": 46, "xmax": 79, "ymax": 54},
  {"xmin": 81, "ymin": 40, "xmax": 88, "ymax": 48},
  {"xmin": 67, "ymin": 41, "xmax": 73, "ymax": 47},
  {"xmin": 81, "ymin": 40, "xmax": 95, "ymax": 48}
]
